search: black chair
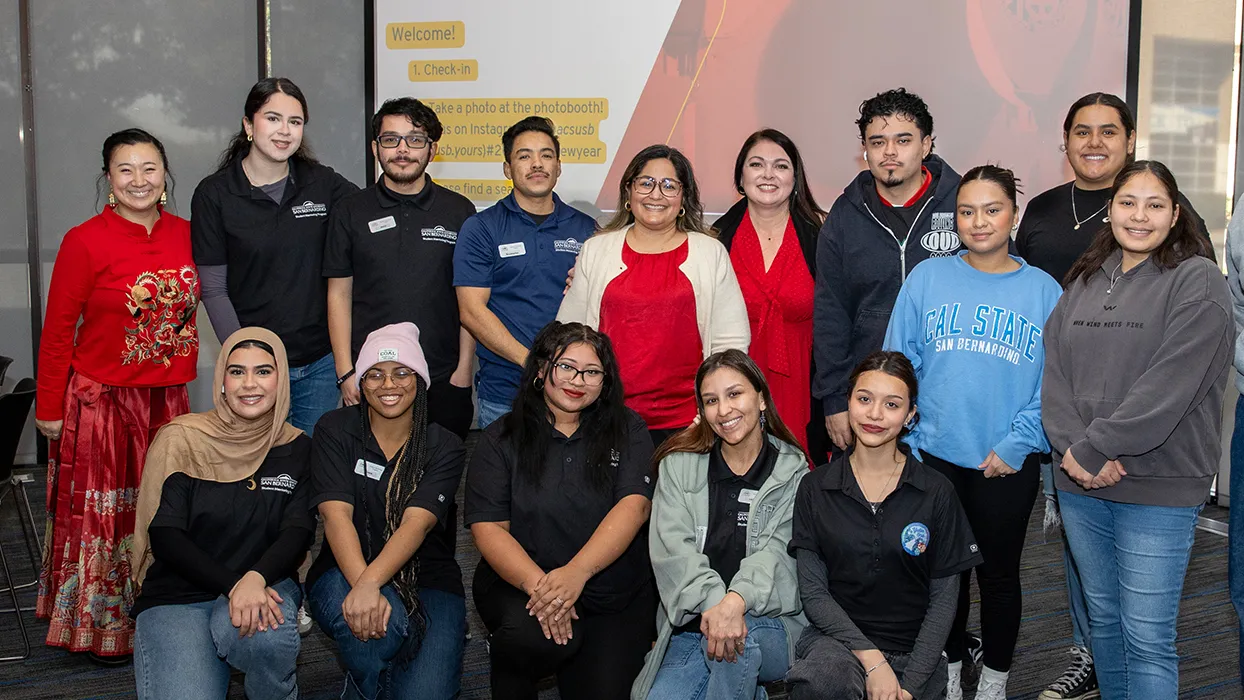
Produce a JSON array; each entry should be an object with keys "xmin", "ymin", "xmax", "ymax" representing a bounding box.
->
[
  {"xmin": 0, "ymin": 356, "xmax": 12, "ymax": 386},
  {"xmin": 0, "ymin": 377, "xmax": 38, "ymax": 662}
]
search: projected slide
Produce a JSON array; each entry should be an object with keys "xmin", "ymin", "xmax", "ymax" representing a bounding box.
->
[{"xmin": 373, "ymin": 0, "xmax": 1129, "ymax": 214}]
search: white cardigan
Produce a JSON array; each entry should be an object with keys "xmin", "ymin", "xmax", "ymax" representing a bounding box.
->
[{"xmin": 556, "ymin": 227, "xmax": 750, "ymax": 357}]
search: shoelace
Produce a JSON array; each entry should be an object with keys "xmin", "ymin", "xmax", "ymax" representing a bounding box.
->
[{"xmin": 1049, "ymin": 648, "xmax": 1093, "ymax": 692}]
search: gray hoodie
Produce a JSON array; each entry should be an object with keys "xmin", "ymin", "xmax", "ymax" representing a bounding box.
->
[
  {"xmin": 1227, "ymin": 195, "xmax": 1244, "ymax": 391},
  {"xmin": 1042, "ymin": 249, "xmax": 1233, "ymax": 507}
]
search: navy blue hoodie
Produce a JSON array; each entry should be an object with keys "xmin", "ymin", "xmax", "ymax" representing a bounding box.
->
[{"xmin": 812, "ymin": 155, "xmax": 961, "ymax": 415}]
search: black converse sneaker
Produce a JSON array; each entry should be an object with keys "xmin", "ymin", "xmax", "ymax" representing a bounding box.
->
[{"xmin": 1039, "ymin": 646, "xmax": 1100, "ymax": 699}]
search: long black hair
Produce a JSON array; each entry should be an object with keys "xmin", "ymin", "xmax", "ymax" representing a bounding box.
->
[
  {"xmin": 732, "ymin": 128, "xmax": 827, "ymax": 227},
  {"xmin": 215, "ymin": 77, "xmax": 319, "ymax": 173},
  {"xmin": 96, "ymin": 128, "xmax": 176, "ymax": 213},
  {"xmin": 358, "ymin": 374, "xmax": 430, "ymax": 648},
  {"xmin": 503, "ymin": 321, "xmax": 630, "ymax": 490}
]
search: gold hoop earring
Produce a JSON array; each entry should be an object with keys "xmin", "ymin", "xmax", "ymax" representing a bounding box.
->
[
  {"xmin": 624, "ymin": 201, "xmax": 631, "ymax": 212},
  {"xmin": 247, "ymin": 133, "xmax": 253, "ymax": 142},
  {"xmin": 108, "ymin": 191, "xmax": 116, "ymax": 206},
  {"xmin": 679, "ymin": 208, "xmax": 686, "ymax": 218}
]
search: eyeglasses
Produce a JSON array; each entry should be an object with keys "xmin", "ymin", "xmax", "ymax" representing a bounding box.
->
[
  {"xmin": 551, "ymin": 362, "xmax": 605, "ymax": 387},
  {"xmin": 632, "ymin": 176, "xmax": 682, "ymax": 197},
  {"xmin": 377, "ymin": 134, "xmax": 430, "ymax": 149},
  {"xmin": 361, "ymin": 367, "xmax": 418, "ymax": 388}
]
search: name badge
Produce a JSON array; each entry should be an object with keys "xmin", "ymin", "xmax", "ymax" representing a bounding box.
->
[
  {"xmin": 368, "ymin": 216, "xmax": 397, "ymax": 233},
  {"xmin": 498, "ymin": 242, "xmax": 527, "ymax": 258},
  {"xmin": 353, "ymin": 458, "xmax": 386, "ymax": 481},
  {"xmin": 738, "ymin": 489, "xmax": 758, "ymax": 505}
]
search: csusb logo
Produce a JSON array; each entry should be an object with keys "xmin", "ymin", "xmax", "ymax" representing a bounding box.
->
[{"xmin": 921, "ymin": 212, "xmax": 960, "ymax": 257}]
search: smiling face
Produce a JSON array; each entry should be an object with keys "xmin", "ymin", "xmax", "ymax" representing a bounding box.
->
[
  {"xmin": 956, "ymin": 179, "xmax": 1017, "ymax": 257},
  {"xmin": 863, "ymin": 113, "xmax": 932, "ymax": 192},
  {"xmin": 740, "ymin": 139, "xmax": 795, "ymax": 209},
  {"xmin": 223, "ymin": 346, "xmax": 279, "ymax": 420},
  {"xmin": 699, "ymin": 367, "xmax": 766, "ymax": 447},
  {"xmin": 1110, "ymin": 170, "xmax": 1178, "ymax": 262},
  {"xmin": 627, "ymin": 157, "xmax": 683, "ymax": 232},
  {"xmin": 106, "ymin": 143, "xmax": 166, "ymax": 219},
  {"xmin": 848, "ymin": 370, "xmax": 915, "ymax": 449},
  {"xmin": 360, "ymin": 361, "xmax": 419, "ymax": 419},
  {"xmin": 1064, "ymin": 104, "xmax": 1135, "ymax": 189},
  {"xmin": 542, "ymin": 341, "xmax": 605, "ymax": 416},
  {"xmin": 504, "ymin": 130, "xmax": 561, "ymax": 199},
  {"xmin": 244, "ymin": 91, "xmax": 305, "ymax": 165}
]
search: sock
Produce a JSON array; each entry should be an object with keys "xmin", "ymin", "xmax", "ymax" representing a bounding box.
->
[{"xmin": 980, "ymin": 666, "xmax": 1009, "ymax": 685}]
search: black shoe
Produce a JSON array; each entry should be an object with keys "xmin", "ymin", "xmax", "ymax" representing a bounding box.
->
[
  {"xmin": 1039, "ymin": 646, "xmax": 1100, "ymax": 699},
  {"xmin": 87, "ymin": 651, "xmax": 133, "ymax": 666},
  {"xmin": 961, "ymin": 633, "xmax": 984, "ymax": 690}
]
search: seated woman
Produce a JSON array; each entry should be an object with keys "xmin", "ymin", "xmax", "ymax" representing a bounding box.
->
[
  {"xmin": 632, "ymin": 348, "xmax": 808, "ymax": 700},
  {"xmin": 130, "ymin": 328, "xmax": 311, "ymax": 700},
  {"xmin": 785, "ymin": 351, "xmax": 981, "ymax": 700},
  {"xmin": 467, "ymin": 321, "xmax": 655, "ymax": 700},
  {"xmin": 306, "ymin": 322, "xmax": 468, "ymax": 700}
]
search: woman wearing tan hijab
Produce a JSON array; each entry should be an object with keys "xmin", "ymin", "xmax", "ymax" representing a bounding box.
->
[{"xmin": 129, "ymin": 328, "xmax": 311, "ymax": 700}]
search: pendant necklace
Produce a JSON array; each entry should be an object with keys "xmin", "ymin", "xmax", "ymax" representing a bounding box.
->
[{"xmin": 1071, "ymin": 187, "xmax": 1109, "ymax": 231}]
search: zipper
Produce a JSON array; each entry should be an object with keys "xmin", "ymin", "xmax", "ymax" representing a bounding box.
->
[{"xmin": 862, "ymin": 197, "xmax": 937, "ymax": 282}]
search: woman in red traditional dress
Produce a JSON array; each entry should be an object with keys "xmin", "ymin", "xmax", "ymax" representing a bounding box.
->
[
  {"xmin": 35, "ymin": 128, "xmax": 199, "ymax": 662},
  {"xmin": 713, "ymin": 129, "xmax": 828, "ymax": 463}
]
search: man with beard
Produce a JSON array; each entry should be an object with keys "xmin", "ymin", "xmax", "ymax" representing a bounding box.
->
[
  {"xmin": 454, "ymin": 116, "xmax": 597, "ymax": 427},
  {"xmin": 324, "ymin": 97, "xmax": 478, "ymax": 438}
]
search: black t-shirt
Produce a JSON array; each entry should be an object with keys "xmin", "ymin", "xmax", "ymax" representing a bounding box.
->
[
  {"xmin": 322, "ymin": 177, "xmax": 477, "ymax": 381},
  {"xmin": 464, "ymin": 410, "xmax": 655, "ymax": 614},
  {"xmin": 1017, "ymin": 181, "xmax": 1212, "ymax": 285},
  {"xmin": 307, "ymin": 406, "xmax": 468, "ymax": 597},
  {"xmin": 526, "ymin": 211, "xmax": 551, "ymax": 227},
  {"xmin": 191, "ymin": 159, "xmax": 359, "ymax": 366},
  {"xmin": 788, "ymin": 452, "xmax": 981, "ymax": 652},
  {"xmin": 132, "ymin": 435, "xmax": 315, "ymax": 616}
]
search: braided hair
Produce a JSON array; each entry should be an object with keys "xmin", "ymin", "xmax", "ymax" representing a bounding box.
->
[{"xmin": 358, "ymin": 374, "xmax": 431, "ymax": 650}]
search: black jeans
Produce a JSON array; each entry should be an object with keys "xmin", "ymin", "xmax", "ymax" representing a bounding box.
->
[
  {"xmin": 474, "ymin": 564, "xmax": 655, "ymax": 700},
  {"xmin": 427, "ymin": 380, "xmax": 473, "ymax": 440},
  {"xmin": 787, "ymin": 628, "xmax": 948, "ymax": 700},
  {"xmin": 924, "ymin": 452, "xmax": 1040, "ymax": 672}
]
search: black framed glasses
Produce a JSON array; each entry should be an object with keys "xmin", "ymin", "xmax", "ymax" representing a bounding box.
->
[
  {"xmin": 632, "ymin": 176, "xmax": 682, "ymax": 197},
  {"xmin": 376, "ymin": 134, "xmax": 430, "ymax": 149},
  {"xmin": 551, "ymin": 362, "xmax": 605, "ymax": 387},
  {"xmin": 360, "ymin": 367, "xmax": 418, "ymax": 388}
]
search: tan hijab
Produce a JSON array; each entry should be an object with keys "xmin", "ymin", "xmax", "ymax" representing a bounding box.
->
[{"xmin": 131, "ymin": 327, "xmax": 304, "ymax": 584}]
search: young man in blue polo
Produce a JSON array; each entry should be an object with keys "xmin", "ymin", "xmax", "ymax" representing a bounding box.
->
[{"xmin": 453, "ymin": 116, "xmax": 597, "ymax": 426}]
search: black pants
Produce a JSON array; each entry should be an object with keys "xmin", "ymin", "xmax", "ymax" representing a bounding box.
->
[
  {"xmin": 924, "ymin": 453, "xmax": 1039, "ymax": 672},
  {"xmin": 474, "ymin": 564, "xmax": 655, "ymax": 700},
  {"xmin": 427, "ymin": 380, "xmax": 473, "ymax": 440},
  {"xmin": 787, "ymin": 628, "xmax": 947, "ymax": 700}
]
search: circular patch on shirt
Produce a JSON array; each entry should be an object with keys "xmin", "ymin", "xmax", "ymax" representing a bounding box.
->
[{"xmin": 901, "ymin": 522, "xmax": 930, "ymax": 556}]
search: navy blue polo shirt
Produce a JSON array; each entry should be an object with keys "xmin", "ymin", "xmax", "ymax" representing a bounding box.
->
[{"xmin": 453, "ymin": 192, "xmax": 596, "ymax": 404}]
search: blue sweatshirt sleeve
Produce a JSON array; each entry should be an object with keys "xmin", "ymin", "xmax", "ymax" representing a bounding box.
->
[{"xmin": 991, "ymin": 375, "xmax": 1048, "ymax": 470}]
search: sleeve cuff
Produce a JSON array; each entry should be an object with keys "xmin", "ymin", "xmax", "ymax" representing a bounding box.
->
[
  {"xmin": 991, "ymin": 438, "xmax": 1028, "ymax": 473},
  {"xmin": 1069, "ymin": 440, "xmax": 1109, "ymax": 474},
  {"xmin": 822, "ymin": 393, "xmax": 847, "ymax": 416},
  {"xmin": 309, "ymin": 491, "xmax": 354, "ymax": 510},
  {"xmin": 463, "ymin": 509, "xmax": 510, "ymax": 527}
]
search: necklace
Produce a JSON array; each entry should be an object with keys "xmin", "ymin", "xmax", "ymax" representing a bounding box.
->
[
  {"xmin": 1071, "ymin": 187, "xmax": 1109, "ymax": 231},
  {"xmin": 851, "ymin": 452, "xmax": 904, "ymax": 514}
]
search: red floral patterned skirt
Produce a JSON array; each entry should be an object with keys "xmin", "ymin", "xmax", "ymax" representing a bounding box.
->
[{"xmin": 36, "ymin": 372, "xmax": 189, "ymax": 656}]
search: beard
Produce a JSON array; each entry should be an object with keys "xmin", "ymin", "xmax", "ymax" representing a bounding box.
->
[
  {"xmin": 880, "ymin": 169, "xmax": 907, "ymax": 189},
  {"xmin": 382, "ymin": 157, "xmax": 427, "ymax": 185}
]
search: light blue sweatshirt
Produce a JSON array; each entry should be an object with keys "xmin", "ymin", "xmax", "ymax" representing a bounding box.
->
[{"xmin": 883, "ymin": 252, "xmax": 1062, "ymax": 470}]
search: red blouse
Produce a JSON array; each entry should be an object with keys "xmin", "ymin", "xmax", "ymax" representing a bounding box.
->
[
  {"xmin": 730, "ymin": 211, "xmax": 815, "ymax": 451},
  {"xmin": 599, "ymin": 240, "xmax": 701, "ymax": 430},
  {"xmin": 37, "ymin": 206, "xmax": 200, "ymax": 421}
]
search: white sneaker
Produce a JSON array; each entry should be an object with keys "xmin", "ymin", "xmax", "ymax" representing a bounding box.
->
[
  {"xmin": 975, "ymin": 671, "xmax": 1008, "ymax": 700},
  {"xmin": 947, "ymin": 660, "xmax": 963, "ymax": 700},
  {"xmin": 297, "ymin": 605, "xmax": 313, "ymax": 636}
]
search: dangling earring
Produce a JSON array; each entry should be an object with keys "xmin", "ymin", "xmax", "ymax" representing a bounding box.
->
[
  {"xmin": 624, "ymin": 201, "xmax": 631, "ymax": 211},
  {"xmin": 159, "ymin": 191, "xmax": 168, "ymax": 206},
  {"xmin": 760, "ymin": 410, "xmax": 768, "ymax": 432},
  {"xmin": 108, "ymin": 191, "xmax": 116, "ymax": 206}
]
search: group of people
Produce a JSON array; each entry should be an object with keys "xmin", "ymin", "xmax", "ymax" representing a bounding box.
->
[{"xmin": 27, "ymin": 74, "xmax": 1238, "ymax": 700}]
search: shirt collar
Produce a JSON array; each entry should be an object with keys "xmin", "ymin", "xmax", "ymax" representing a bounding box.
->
[
  {"xmin": 101, "ymin": 203, "xmax": 170, "ymax": 240},
  {"xmin": 708, "ymin": 439, "xmax": 775, "ymax": 487},
  {"xmin": 374, "ymin": 175, "xmax": 436, "ymax": 210},
  {"xmin": 822, "ymin": 449, "xmax": 928, "ymax": 493},
  {"xmin": 500, "ymin": 190, "xmax": 566, "ymax": 223},
  {"xmin": 225, "ymin": 156, "xmax": 300, "ymax": 200}
]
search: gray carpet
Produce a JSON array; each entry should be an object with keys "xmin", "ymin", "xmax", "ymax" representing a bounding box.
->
[{"xmin": 0, "ymin": 437, "xmax": 1240, "ymax": 699}]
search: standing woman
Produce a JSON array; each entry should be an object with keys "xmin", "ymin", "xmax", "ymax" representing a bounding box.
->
[
  {"xmin": 884, "ymin": 166, "xmax": 1062, "ymax": 700},
  {"xmin": 712, "ymin": 129, "xmax": 829, "ymax": 461},
  {"xmin": 35, "ymin": 128, "xmax": 199, "ymax": 661},
  {"xmin": 1043, "ymin": 161, "xmax": 1231, "ymax": 700},
  {"xmin": 192, "ymin": 77, "xmax": 358, "ymax": 434},
  {"xmin": 468, "ymin": 321, "xmax": 655, "ymax": 700},
  {"xmin": 130, "ymin": 328, "xmax": 310, "ymax": 700},
  {"xmin": 633, "ymin": 349, "xmax": 806, "ymax": 700},
  {"xmin": 558, "ymin": 145, "xmax": 750, "ymax": 447}
]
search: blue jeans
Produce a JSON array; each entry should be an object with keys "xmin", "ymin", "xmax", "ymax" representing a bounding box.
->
[
  {"xmin": 476, "ymin": 397, "xmax": 511, "ymax": 429},
  {"xmin": 134, "ymin": 577, "xmax": 302, "ymax": 700},
  {"xmin": 648, "ymin": 615, "xmax": 790, "ymax": 700},
  {"xmin": 288, "ymin": 352, "xmax": 339, "ymax": 435},
  {"xmin": 309, "ymin": 568, "xmax": 466, "ymax": 700},
  {"xmin": 1230, "ymin": 394, "xmax": 1244, "ymax": 688},
  {"xmin": 1042, "ymin": 460, "xmax": 1092, "ymax": 652},
  {"xmin": 1059, "ymin": 490, "xmax": 1201, "ymax": 700}
]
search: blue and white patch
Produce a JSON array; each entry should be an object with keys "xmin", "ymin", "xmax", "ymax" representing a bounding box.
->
[
  {"xmin": 553, "ymin": 237, "xmax": 583, "ymax": 254},
  {"xmin": 901, "ymin": 522, "xmax": 930, "ymax": 556}
]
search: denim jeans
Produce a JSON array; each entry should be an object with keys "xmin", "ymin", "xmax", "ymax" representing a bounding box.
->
[
  {"xmin": 1230, "ymin": 394, "xmax": 1244, "ymax": 688},
  {"xmin": 476, "ymin": 397, "xmax": 511, "ymax": 429},
  {"xmin": 1059, "ymin": 490, "xmax": 1201, "ymax": 700},
  {"xmin": 134, "ymin": 577, "xmax": 302, "ymax": 700},
  {"xmin": 1042, "ymin": 459, "xmax": 1092, "ymax": 651},
  {"xmin": 309, "ymin": 568, "xmax": 466, "ymax": 700},
  {"xmin": 288, "ymin": 352, "xmax": 339, "ymax": 435},
  {"xmin": 647, "ymin": 615, "xmax": 790, "ymax": 700}
]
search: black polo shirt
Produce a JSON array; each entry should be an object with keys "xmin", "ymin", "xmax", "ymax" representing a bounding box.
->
[
  {"xmin": 464, "ymin": 410, "xmax": 655, "ymax": 614},
  {"xmin": 322, "ymin": 177, "xmax": 477, "ymax": 382},
  {"xmin": 132, "ymin": 435, "xmax": 315, "ymax": 616},
  {"xmin": 307, "ymin": 406, "xmax": 467, "ymax": 597},
  {"xmin": 788, "ymin": 452, "xmax": 981, "ymax": 652},
  {"xmin": 191, "ymin": 158, "xmax": 359, "ymax": 366}
]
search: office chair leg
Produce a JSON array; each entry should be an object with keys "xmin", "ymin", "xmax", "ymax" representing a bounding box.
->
[
  {"xmin": 0, "ymin": 530, "xmax": 32, "ymax": 662},
  {"xmin": 0, "ymin": 476, "xmax": 40, "ymax": 591}
]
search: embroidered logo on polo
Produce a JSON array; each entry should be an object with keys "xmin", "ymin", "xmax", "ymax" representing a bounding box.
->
[
  {"xmin": 292, "ymin": 200, "xmax": 328, "ymax": 219},
  {"xmin": 260, "ymin": 474, "xmax": 298, "ymax": 494},
  {"xmin": 553, "ymin": 237, "xmax": 583, "ymax": 254},
  {"xmin": 422, "ymin": 226, "xmax": 458, "ymax": 244},
  {"xmin": 921, "ymin": 213, "xmax": 961, "ymax": 257},
  {"xmin": 901, "ymin": 522, "xmax": 930, "ymax": 556}
]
